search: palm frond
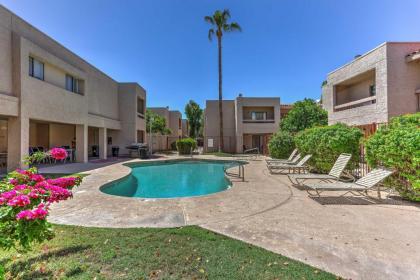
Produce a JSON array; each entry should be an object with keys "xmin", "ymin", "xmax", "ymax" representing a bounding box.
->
[
  {"xmin": 208, "ymin": 29, "xmax": 215, "ymax": 41},
  {"xmin": 230, "ymin": 22, "xmax": 242, "ymax": 32},
  {"xmin": 204, "ymin": 16, "xmax": 214, "ymax": 25},
  {"xmin": 222, "ymin": 9, "xmax": 231, "ymax": 21}
]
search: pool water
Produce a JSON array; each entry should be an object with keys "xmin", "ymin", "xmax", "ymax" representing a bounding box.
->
[{"xmin": 101, "ymin": 160, "xmax": 241, "ymax": 199}]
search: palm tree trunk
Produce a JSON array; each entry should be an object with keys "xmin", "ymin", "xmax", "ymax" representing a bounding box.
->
[{"xmin": 217, "ymin": 35, "xmax": 224, "ymax": 152}]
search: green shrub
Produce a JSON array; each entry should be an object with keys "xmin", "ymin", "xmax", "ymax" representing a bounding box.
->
[
  {"xmin": 170, "ymin": 141, "xmax": 177, "ymax": 151},
  {"xmin": 365, "ymin": 113, "xmax": 420, "ymax": 201},
  {"xmin": 268, "ymin": 131, "xmax": 295, "ymax": 159},
  {"xmin": 295, "ymin": 123, "xmax": 363, "ymax": 173},
  {"xmin": 176, "ymin": 138, "xmax": 197, "ymax": 155}
]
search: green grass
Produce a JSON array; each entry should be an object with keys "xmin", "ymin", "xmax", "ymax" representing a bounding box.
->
[{"xmin": 0, "ymin": 225, "xmax": 337, "ymax": 280}]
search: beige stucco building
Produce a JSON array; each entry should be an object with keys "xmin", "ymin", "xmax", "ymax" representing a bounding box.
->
[
  {"xmin": 322, "ymin": 42, "xmax": 420, "ymax": 130},
  {"xmin": 181, "ymin": 119, "xmax": 189, "ymax": 138},
  {"xmin": 148, "ymin": 107, "xmax": 182, "ymax": 151},
  {"xmin": 0, "ymin": 5, "xmax": 147, "ymax": 172},
  {"xmin": 204, "ymin": 96, "xmax": 281, "ymax": 154}
]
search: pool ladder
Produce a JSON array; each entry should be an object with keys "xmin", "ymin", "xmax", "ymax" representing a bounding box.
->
[{"xmin": 224, "ymin": 164, "xmax": 245, "ymax": 182}]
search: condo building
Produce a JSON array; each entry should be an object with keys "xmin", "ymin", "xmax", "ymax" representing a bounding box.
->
[
  {"xmin": 203, "ymin": 96, "xmax": 281, "ymax": 154},
  {"xmin": 0, "ymin": 5, "xmax": 147, "ymax": 172},
  {"xmin": 148, "ymin": 107, "xmax": 182, "ymax": 151},
  {"xmin": 322, "ymin": 42, "xmax": 420, "ymax": 133}
]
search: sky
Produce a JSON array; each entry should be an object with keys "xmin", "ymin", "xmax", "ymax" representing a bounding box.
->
[{"xmin": 1, "ymin": 0, "xmax": 420, "ymax": 116}]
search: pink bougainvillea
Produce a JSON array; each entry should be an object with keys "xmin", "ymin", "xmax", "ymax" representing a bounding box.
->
[
  {"xmin": 49, "ymin": 147, "xmax": 68, "ymax": 160},
  {"xmin": 7, "ymin": 194, "xmax": 31, "ymax": 207},
  {"xmin": 0, "ymin": 157, "xmax": 82, "ymax": 249},
  {"xmin": 16, "ymin": 203, "xmax": 48, "ymax": 220}
]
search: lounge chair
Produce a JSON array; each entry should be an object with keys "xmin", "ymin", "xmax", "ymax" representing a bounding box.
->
[
  {"xmin": 267, "ymin": 153, "xmax": 301, "ymax": 166},
  {"xmin": 265, "ymin": 149, "xmax": 297, "ymax": 164},
  {"xmin": 268, "ymin": 154, "xmax": 312, "ymax": 174},
  {"xmin": 288, "ymin": 153, "xmax": 353, "ymax": 186},
  {"xmin": 304, "ymin": 168, "xmax": 393, "ymax": 197}
]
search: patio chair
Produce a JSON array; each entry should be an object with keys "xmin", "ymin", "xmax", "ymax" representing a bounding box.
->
[
  {"xmin": 267, "ymin": 153, "xmax": 301, "ymax": 166},
  {"xmin": 268, "ymin": 154, "xmax": 312, "ymax": 174},
  {"xmin": 265, "ymin": 148, "xmax": 298, "ymax": 164},
  {"xmin": 304, "ymin": 168, "xmax": 394, "ymax": 198},
  {"xmin": 288, "ymin": 153, "xmax": 353, "ymax": 186},
  {"xmin": 233, "ymin": 147, "xmax": 259, "ymax": 161}
]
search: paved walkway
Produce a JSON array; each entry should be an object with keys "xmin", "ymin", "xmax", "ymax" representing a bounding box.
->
[{"xmin": 48, "ymin": 155, "xmax": 420, "ymax": 280}]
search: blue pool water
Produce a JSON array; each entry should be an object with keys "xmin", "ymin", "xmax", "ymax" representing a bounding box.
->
[{"xmin": 101, "ymin": 160, "xmax": 241, "ymax": 198}]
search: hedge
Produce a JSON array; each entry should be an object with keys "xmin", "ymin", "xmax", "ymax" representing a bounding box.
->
[
  {"xmin": 295, "ymin": 123, "xmax": 363, "ymax": 173},
  {"xmin": 268, "ymin": 131, "xmax": 295, "ymax": 159},
  {"xmin": 176, "ymin": 138, "xmax": 197, "ymax": 155},
  {"xmin": 365, "ymin": 113, "xmax": 420, "ymax": 201}
]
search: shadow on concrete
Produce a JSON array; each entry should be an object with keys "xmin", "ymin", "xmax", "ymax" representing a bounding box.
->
[{"xmin": 310, "ymin": 196, "xmax": 419, "ymax": 207}]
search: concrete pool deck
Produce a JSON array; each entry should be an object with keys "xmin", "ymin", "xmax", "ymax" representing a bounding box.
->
[{"xmin": 47, "ymin": 155, "xmax": 420, "ymax": 280}]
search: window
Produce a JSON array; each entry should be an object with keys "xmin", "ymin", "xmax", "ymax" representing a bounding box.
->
[
  {"xmin": 369, "ymin": 85, "xmax": 376, "ymax": 96},
  {"xmin": 251, "ymin": 112, "xmax": 267, "ymax": 121},
  {"xmin": 179, "ymin": 118, "xmax": 181, "ymax": 129},
  {"xmin": 65, "ymin": 74, "xmax": 82, "ymax": 94},
  {"xmin": 137, "ymin": 98, "xmax": 145, "ymax": 116},
  {"xmin": 29, "ymin": 56, "xmax": 44, "ymax": 80}
]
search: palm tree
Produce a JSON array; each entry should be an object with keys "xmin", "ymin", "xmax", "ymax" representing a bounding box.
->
[{"xmin": 205, "ymin": 9, "xmax": 241, "ymax": 152}]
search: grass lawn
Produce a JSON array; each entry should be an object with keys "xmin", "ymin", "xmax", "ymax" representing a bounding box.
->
[{"xmin": 0, "ymin": 225, "xmax": 337, "ymax": 280}]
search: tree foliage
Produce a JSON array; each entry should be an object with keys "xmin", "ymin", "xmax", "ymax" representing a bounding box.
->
[
  {"xmin": 294, "ymin": 123, "xmax": 363, "ymax": 173},
  {"xmin": 176, "ymin": 138, "xmax": 197, "ymax": 155},
  {"xmin": 185, "ymin": 100, "xmax": 203, "ymax": 139},
  {"xmin": 365, "ymin": 113, "xmax": 420, "ymax": 201},
  {"xmin": 280, "ymin": 98, "xmax": 328, "ymax": 134},
  {"xmin": 146, "ymin": 110, "xmax": 171, "ymax": 135},
  {"xmin": 268, "ymin": 131, "xmax": 295, "ymax": 159}
]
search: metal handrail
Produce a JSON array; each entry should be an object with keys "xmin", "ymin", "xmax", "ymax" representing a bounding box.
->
[{"xmin": 224, "ymin": 164, "xmax": 245, "ymax": 182}]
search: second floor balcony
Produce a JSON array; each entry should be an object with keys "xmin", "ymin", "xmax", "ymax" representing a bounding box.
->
[
  {"xmin": 333, "ymin": 69, "xmax": 376, "ymax": 112},
  {"xmin": 242, "ymin": 106, "xmax": 275, "ymax": 123}
]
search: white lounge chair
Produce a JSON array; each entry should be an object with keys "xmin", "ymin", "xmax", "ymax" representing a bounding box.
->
[
  {"xmin": 265, "ymin": 149, "xmax": 297, "ymax": 164},
  {"xmin": 268, "ymin": 154, "xmax": 312, "ymax": 174},
  {"xmin": 305, "ymin": 168, "xmax": 393, "ymax": 197},
  {"xmin": 267, "ymin": 153, "xmax": 301, "ymax": 166},
  {"xmin": 288, "ymin": 153, "xmax": 353, "ymax": 186}
]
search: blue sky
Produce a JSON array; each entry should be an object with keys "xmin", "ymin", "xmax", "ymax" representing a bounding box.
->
[{"xmin": 2, "ymin": 0, "xmax": 420, "ymax": 115}]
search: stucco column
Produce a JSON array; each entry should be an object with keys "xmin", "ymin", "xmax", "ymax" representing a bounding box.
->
[
  {"xmin": 236, "ymin": 133, "xmax": 244, "ymax": 154},
  {"xmin": 7, "ymin": 116, "xmax": 29, "ymax": 171},
  {"xmin": 98, "ymin": 127, "xmax": 107, "ymax": 160},
  {"xmin": 75, "ymin": 124, "xmax": 88, "ymax": 163}
]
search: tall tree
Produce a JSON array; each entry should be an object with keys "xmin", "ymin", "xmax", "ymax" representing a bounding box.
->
[
  {"xmin": 280, "ymin": 99, "xmax": 328, "ymax": 134},
  {"xmin": 185, "ymin": 100, "xmax": 203, "ymax": 139},
  {"xmin": 205, "ymin": 9, "xmax": 241, "ymax": 151},
  {"xmin": 146, "ymin": 110, "xmax": 171, "ymax": 135}
]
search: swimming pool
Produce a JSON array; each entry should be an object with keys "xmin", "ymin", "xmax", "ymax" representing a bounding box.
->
[{"xmin": 101, "ymin": 160, "xmax": 242, "ymax": 199}]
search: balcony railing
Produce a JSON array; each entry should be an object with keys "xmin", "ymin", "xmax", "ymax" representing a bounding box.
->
[
  {"xmin": 334, "ymin": 96, "xmax": 376, "ymax": 112},
  {"xmin": 243, "ymin": 119, "xmax": 275, "ymax": 123}
]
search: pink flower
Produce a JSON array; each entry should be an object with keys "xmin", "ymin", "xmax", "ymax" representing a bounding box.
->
[
  {"xmin": 43, "ymin": 184, "xmax": 72, "ymax": 203},
  {"xmin": 30, "ymin": 174, "xmax": 45, "ymax": 182},
  {"xmin": 14, "ymin": 184, "xmax": 28, "ymax": 191},
  {"xmin": 49, "ymin": 148, "xmax": 68, "ymax": 160},
  {"xmin": 1, "ymin": 190, "xmax": 17, "ymax": 200},
  {"xmin": 47, "ymin": 177, "xmax": 77, "ymax": 189},
  {"xmin": 16, "ymin": 210, "xmax": 34, "ymax": 220},
  {"xmin": 16, "ymin": 169, "xmax": 32, "ymax": 176},
  {"xmin": 16, "ymin": 203, "xmax": 49, "ymax": 220},
  {"xmin": 0, "ymin": 197, "xmax": 6, "ymax": 205},
  {"xmin": 9, "ymin": 178, "xmax": 18, "ymax": 185},
  {"xmin": 7, "ymin": 194, "xmax": 30, "ymax": 207}
]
